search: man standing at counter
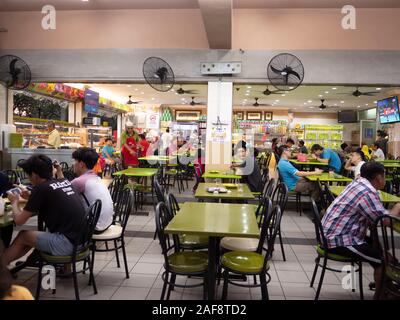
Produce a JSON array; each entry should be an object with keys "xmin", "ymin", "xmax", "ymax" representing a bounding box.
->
[{"xmin": 46, "ymin": 121, "xmax": 61, "ymax": 149}]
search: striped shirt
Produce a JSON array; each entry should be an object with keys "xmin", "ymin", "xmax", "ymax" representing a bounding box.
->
[{"xmin": 321, "ymin": 177, "xmax": 388, "ymax": 248}]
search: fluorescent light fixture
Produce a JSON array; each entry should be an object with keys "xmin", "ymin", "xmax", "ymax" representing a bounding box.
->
[
  {"xmin": 341, "ymin": 101, "xmax": 345, "ymax": 103},
  {"xmin": 318, "ymin": 95, "xmax": 323, "ymax": 98},
  {"xmin": 247, "ymin": 86, "xmax": 252, "ymax": 89},
  {"xmin": 325, "ymin": 91, "xmax": 329, "ymax": 94},
  {"xmin": 376, "ymin": 88, "xmax": 382, "ymax": 91},
  {"xmin": 307, "ymin": 100, "xmax": 312, "ymax": 103},
  {"xmin": 332, "ymin": 87, "xmax": 337, "ymax": 90}
]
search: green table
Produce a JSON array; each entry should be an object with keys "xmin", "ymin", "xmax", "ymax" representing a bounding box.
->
[
  {"xmin": 306, "ymin": 172, "xmax": 353, "ymax": 183},
  {"xmin": 329, "ymin": 186, "xmax": 400, "ymax": 203},
  {"xmin": 376, "ymin": 160, "xmax": 400, "ymax": 163},
  {"xmin": 202, "ymin": 170, "xmax": 242, "ymax": 180},
  {"xmin": 138, "ymin": 155, "xmax": 176, "ymax": 162},
  {"xmin": 165, "ymin": 202, "xmax": 259, "ymax": 300},
  {"xmin": 289, "ymin": 160, "xmax": 329, "ymax": 167},
  {"xmin": 113, "ymin": 168, "xmax": 158, "ymax": 177},
  {"xmin": 380, "ymin": 163, "xmax": 400, "ymax": 168},
  {"xmin": 195, "ymin": 183, "xmax": 255, "ymax": 202}
]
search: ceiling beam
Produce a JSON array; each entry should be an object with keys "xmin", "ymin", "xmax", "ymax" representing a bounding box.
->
[{"xmin": 198, "ymin": 0, "xmax": 232, "ymax": 49}]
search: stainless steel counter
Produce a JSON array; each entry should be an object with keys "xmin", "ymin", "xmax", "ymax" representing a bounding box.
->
[{"xmin": 2, "ymin": 148, "xmax": 76, "ymax": 169}]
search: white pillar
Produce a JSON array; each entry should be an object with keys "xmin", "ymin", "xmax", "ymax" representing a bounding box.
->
[
  {"xmin": 205, "ymin": 81, "xmax": 233, "ymax": 170},
  {"xmin": 117, "ymin": 113, "xmax": 123, "ymax": 149},
  {"xmin": 68, "ymin": 102, "xmax": 75, "ymax": 124}
]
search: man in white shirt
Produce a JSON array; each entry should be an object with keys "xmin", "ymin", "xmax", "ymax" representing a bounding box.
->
[
  {"xmin": 344, "ymin": 150, "xmax": 366, "ymax": 178},
  {"xmin": 161, "ymin": 128, "xmax": 173, "ymax": 155},
  {"xmin": 56, "ymin": 148, "xmax": 114, "ymax": 233},
  {"xmin": 371, "ymin": 142, "xmax": 385, "ymax": 161}
]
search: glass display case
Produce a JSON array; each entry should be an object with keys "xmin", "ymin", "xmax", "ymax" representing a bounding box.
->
[{"xmin": 85, "ymin": 125, "xmax": 113, "ymax": 149}]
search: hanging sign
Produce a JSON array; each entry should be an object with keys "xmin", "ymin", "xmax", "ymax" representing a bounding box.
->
[{"xmin": 146, "ymin": 113, "xmax": 160, "ymax": 129}]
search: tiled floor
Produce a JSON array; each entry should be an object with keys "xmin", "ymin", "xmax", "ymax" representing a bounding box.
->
[{"xmin": 8, "ymin": 179, "xmax": 376, "ymax": 300}]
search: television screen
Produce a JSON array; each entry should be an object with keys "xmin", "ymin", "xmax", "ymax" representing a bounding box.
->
[
  {"xmin": 84, "ymin": 89, "xmax": 99, "ymax": 113},
  {"xmin": 378, "ymin": 96, "xmax": 400, "ymax": 124},
  {"xmin": 338, "ymin": 110, "xmax": 358, "ymax": 123}
]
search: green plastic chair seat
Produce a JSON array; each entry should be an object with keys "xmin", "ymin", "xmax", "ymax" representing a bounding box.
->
[
  {"xmin": 221, "ymin": 251, "xmax": 268, "ymax": 273},
  {"xmin": 168, "ymin": 251, "xmax": 208, "ymax": 273},
  {"xmin": 386, "ymin": 264, "xmax": 400, "ymax": 283},
  {"xmin": 179, "ymin": 234, "xmax": 209, "ymax": 248},
  {"xmin": 315, "ymin": 245, "xmax": 354, "ymax": 262},
  {"xmin": 40, "ymin": 248, "xmax": 90, "ymax": 264}
]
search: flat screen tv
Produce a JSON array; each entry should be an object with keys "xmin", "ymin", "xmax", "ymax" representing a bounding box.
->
[
  {"xmin": 338, "ymin": 110, "xmax": 358, "ymax": 123},
  {"xmin": 378, "ymin": 96, "xmax": 400, "ymax": 124},
  {"xmin": 84, "ymin": 89, "xmax": 99, "ymax": 113}
]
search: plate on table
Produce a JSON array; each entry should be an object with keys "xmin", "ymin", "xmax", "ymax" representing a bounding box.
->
[{"xmin": 223, "ymin": 183, "xmax": 238, "ymax": 189}]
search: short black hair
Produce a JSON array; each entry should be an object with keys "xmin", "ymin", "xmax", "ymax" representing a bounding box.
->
[
  {"xmin": 72, "ymin": 148, "xmax": 99, "ymax": 170},
  {"xmin": 360, "ymin": 162, "xmax": 385, "ymax": 181},
  {"xmin": 105, "ymin": 137, "xmax": 113, "ymax": 143},
  {"xmin": 278, "ymin": 145, "xmax": 289, "ymax": 155},
  {"xmin": 373, "ymin": 142, "xmax": 380, "ymax": 148},
  {"xmin": 139, "ymin": 134, "xmax": 146, "ymax": 140},
  {"xmin": 286, "ymin": 138, "xmax": 295, "ymax": 145},
  {"xmin": 166, "ymin": 128, "xmax": 170, "ymax": 133},
  {"xmin": 311, "ymin": 144, "xmax": 324, "ymax": 153},
  {"xmin": 353, "ymin": 150, "xmax": 366, "ymax": 162},
  {"xmin": 340, "ymin": 143, "xmax": 348, "ymax": 150},
  {"xmin": 298, "ymin": 140, "xmax": 305, "ymax": 146},
  {"xmin": 18, "ymin": 154, "xmax": 53, "ymax": 180}
]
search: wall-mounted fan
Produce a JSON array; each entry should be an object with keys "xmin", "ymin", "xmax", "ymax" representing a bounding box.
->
[
  {"xmin": 267, "ymin": 53, "xmax": 304, "ymax": 91},
  {"xmin": 0, "ymin": 55, "xmax": 31, "ymax": 90},
  {"xmin": 253, "ymin": 97, "xmax": 270, "ymax": 107},
  {"xmin": 176, "ymin": 85, "xmax": 198, "ymax": 95},
  {"xmin": 337, "ymin": 87, "xmax": 379, "ymax": 97},
  {"xmin": 143, "ymin": 57, "xmax": 174, "ymax": 92},
  {"xmin": 126, "ymin": 95, "xmax": 143, "ymax": 105}
]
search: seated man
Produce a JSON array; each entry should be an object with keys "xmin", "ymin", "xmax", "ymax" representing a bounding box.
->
[
  {"xmin": 3, "ymin": 154, "xmax": 86, "ymax": 265},
  {"xmin": 322, "ymin": 162, "xmax": 400, "ymax": 300},
  {"xmin": 371, "ymin": 142, "xmax": 385, "ymax": 161},
  {"xmin": 102, "ymin": 137, "xmax": 117, "ymax": 165},
  {"xmin": 298, "ymin": 140, "xmax": 308, "ymax": 154},
  {"xmin": 277, "ymin": 145, "xmax": 322, "ymax": 200},
  {"xmin": 232, "ymin": 146, "xmax": 262, "ymax": 193},
  {"xmin": 57, "ymin": 148, "xmax": 114, "ymax": 234},
  {"xmin": 310, "ymin": 144, "xmax": 342, "ymax": 173},
  {"xmin": 344, "ymin": 150, "xmax": 366, "ymax": 178}
]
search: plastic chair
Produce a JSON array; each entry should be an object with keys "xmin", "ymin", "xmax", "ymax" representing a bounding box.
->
[
  {"xmin": 309, "ymin": 199, "xmax": 364, "ymax": 300},
  {"xmin": 271, "ymin": 183, "xmax": 289, "ymax": 261},
  {"xmin": 155, "ymin": 202, "xmax": 208, "ymax": 300},
  {"xmin": 35, "ymin": 200, "xmax": 102, "ymax": 300}
]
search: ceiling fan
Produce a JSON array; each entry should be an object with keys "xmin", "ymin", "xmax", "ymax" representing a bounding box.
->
[
  {"xmin": 126, "ymin": 95, "xmax": 143, "ymax": 105},
  {"xmin": 176, "ymin": 85, "xmax": 198, "ymax": 95},
  {"xmin": 261, "ymin": 86, "xmax": 282, "ymax": 96},
  {"xmin": 318, "ymin": 99, "xmax": 328, "ymax": 110},
  {"xmin": 253, "ymin": 97, "xmax": 270, "ymax": 107},
  {"xmin": 189, "ymin": 97, "xmax": 205, "ymax": 106},
  {"xmin": 337, "ymin": 87, "xmax": 379, "ymax": 97}
]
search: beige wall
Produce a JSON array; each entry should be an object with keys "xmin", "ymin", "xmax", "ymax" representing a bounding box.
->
[
  {"xmin": 1, "ymin": 8, "xmax": 400, "ymax": 50},
  {"xmin": 233, "ymin": 9, "xmax": 400, "ymax": 50}
]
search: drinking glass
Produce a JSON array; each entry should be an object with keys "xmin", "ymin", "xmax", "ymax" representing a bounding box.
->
[{"xmin": 238, "ymin": 183, "xmax": 243, "ymax": 193}]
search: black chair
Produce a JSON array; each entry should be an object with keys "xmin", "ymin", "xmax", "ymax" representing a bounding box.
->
[
  {"xmin": 35, "ymin": 200, "xmax": 102, "ymax": 300},
  {"xmin": 91, "ymin": 188, "xmax": 134, "ymax": 279},
  {"xmin": 155, "ymin": 202, "xmax": 208, "ymax": 300},
  {"xmin": 373, "ymin": 215, "xmax": 400, "ymax": 299},
  {"xmin": 59, "ymin": 162, "xmax": 69, "ymax": 171},
  {"xmin": 108, "ymin": 174, "xmax": 128, "ymax": 207},
  {"xmin": 276, "ymin": 167, "xmax": 303, "ymax": 215},
  {"xmin": 309, "ymin": 199, "xmax": 364, "ymax": 300},
  {"xmin": 221, "ymin": 204, "xmax": 282, "ymax": 300},
  {"xmin": 271, "ymin": 183, "xmax": 289, "ymax": 261}
]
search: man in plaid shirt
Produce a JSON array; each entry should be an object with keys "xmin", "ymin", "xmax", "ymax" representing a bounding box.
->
[{"xmin": 322, "ymin": 162, "xmax": 400, "ymax": 299}]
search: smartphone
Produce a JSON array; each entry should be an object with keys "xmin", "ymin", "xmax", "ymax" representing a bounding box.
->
[{"xmin": 7, "ymin": 187, "xmax": 22, "ymax": 195}]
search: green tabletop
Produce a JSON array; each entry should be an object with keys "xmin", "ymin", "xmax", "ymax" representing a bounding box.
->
[
  {"xmin": 165, "ymin": 202, "xmax": 259, "ymax": 238},
  {"xmin": 376, "ymin": 160, "xmax": 400, "ymax": 163},
  {"xmin": 195, "ymin": 183, "xmax": 255, "ymax": 201},
  {"xmin": 202, "ymin": 170, "xmax": 242, "ymax": 180},
  {"xmin": 289, "ymin": 160, "xmax": 329, "ymax": 166},
  {"xmin": 306, "ymin": 172, "xmax": 353, "ymax": 182},
  {"xmin": 380, "ymin": 163, "xmax": 400, "ymax": 168},
  {"xmin": 329, "ymin": 186, "xmax": 400, "ymax": 203},
  {"xmin": 0, "ymin": 211, "xmax": 14, "ymax": 228},
  {"xmin": 113, "ymin": 168, "xmax": 158, "ymax": 177},
  {"xmin": 138, "ymin": 155, "xmax": 176, "ymax": 162}
]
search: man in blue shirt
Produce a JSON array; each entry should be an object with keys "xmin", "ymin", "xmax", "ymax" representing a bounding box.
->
[
  {"xmin": 310, "ymin": 144, "xmax": 342, "ymax": 173},
  {"xmin": 277, "ymin": 145, "xmax": 323, "ymax": 200}
]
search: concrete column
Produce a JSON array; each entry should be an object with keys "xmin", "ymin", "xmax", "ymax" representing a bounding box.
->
[
  {"xmin": 386, "ymin": 90, "xmax": 400, "ymax": 158},
  {"xmin": 205, "ymin": 81, "xmax": 233, "ymax": 171},
  {"xmin": 117, "ymin": 113, "xmax": 123, "ymax": 149},
  {"xmin": 68, "ymin": 102, "xmax": 75, "ymax": 124},
  {"xmin": 75, "ymin": 101, "xmax": 83, "ymax": 126}
]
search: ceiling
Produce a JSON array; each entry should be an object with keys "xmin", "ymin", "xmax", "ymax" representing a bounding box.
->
[
  {"xmin": 64, "ymin": 82, "xmax": 400, "ymax": 113},
  {"xmin": 1, "ymin": 0, "xmax": 399, "ymax": 11}
]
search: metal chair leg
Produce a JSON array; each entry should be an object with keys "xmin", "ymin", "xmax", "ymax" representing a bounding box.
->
[
  {"xmin": 121, "ymin": 238, "xmax": 130, "ymax": 279},
  {"xmin": 260, "ymin": 273, "xmax": 269, "ymax": 300},
  {"xmin": 72, "ymin": 262, "xmax": 80, "ymax": 300},
  {"xmin": 358, "ymin": 262, "xmax": 364, "ymax": 300},
  {"xmin": 114, "ymin": 239, "xmax": 120, "ymax": 268},
  {"xmin": 161, "ymin": 272, "xmax": 169, "ymax": 300},
  {"xmin": 222, "ymin": 270, "xmax": 229, "ymax": 300},
  {"xmin": 315, "ymin": 257, "xmax": 327, "ymax": 300},
  {"xmin": 310, "ymin": 256, "xmax": 320, "ymax": 287},
  {"xmin": 35, "ymin": 260, "xmax": 43, "ymax": 300}
]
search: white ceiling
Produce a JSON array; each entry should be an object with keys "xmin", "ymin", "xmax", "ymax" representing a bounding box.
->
[
  {"xmin": 1, "ymin": 0, "xmax": 399, "ymax": 11},
  {"xmin": 64, "ymin": 82, "xmax": 400, "ymax": 113}
]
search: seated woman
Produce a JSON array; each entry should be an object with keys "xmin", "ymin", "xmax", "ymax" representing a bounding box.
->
[
  {"xmin": 231, "ymin": 146, "xmax": 262, "ymax": 193},
  {"xmin": 344, "ymin": 150, "xmax": 366, "ymax": 178}
]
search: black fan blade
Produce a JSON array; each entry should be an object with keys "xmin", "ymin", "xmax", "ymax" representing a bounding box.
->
[
  {"xmin": 270, "ymin": 65, "xmax": 285, "ymax": 75},
  {"xmin": 287, "ymin": 69, "xmax": 301, "ymax": 81},
  {"xmin": 362, "ymin": 91, "xmax": 379, "ymax": 95},
  {"xmin": 9, "ymin": 58, "xmax": 21, "ymax": 85},
  {"xmin": 185, "ymin": 90, "xmax": 198, "ymax": 94}
]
